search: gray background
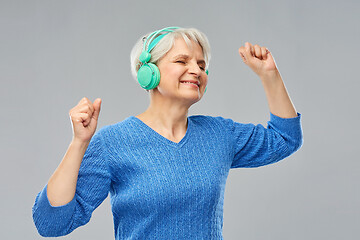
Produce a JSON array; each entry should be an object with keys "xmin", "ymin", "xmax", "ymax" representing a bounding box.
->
[{"xmin": 1, "ymin": 0, "xmax": 359, "ymax": 239}]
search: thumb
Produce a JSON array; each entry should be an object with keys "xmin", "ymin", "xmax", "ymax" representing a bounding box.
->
[{"xmin": 92, "ymin": 98, "xmax": 102, "ymax": 121}]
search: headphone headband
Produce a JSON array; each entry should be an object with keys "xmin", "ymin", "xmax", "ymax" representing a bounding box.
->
[{"xmin": 142, "ymin": 27, "xmax": 179, "ymax": 60}]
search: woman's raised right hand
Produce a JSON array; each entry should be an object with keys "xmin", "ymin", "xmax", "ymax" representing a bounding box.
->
[{"xmin": 69, "ymin": 97, "xmax": 102, "ymax": 143}]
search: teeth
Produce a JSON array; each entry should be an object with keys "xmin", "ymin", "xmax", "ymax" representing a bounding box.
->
[{"xmin": 182, "ymin": 82, "xmax": 198, "ymax": 86}]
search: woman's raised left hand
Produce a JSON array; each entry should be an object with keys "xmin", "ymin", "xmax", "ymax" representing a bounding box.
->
[{"xmin": 238, "ymin": 42, "xmax": 278, "ymax": 78}]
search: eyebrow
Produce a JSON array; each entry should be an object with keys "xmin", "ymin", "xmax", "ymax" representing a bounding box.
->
[{"xmin": 173, "ymin": 54, "xmax": 206, "ymax": 65}]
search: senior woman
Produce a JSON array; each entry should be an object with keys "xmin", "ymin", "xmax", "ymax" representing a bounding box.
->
[{"xmin": 32, "ymin": 27, "xmax": 303, "ymax": 239}]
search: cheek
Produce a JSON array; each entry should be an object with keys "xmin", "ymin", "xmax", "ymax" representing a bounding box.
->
[
  {"xmin": 160, "ymin": 66, "xmax": 184, "ymax": 81},
  {"xmin": 202, "ymin": 75, "xmax": 209, "ymax": 85}
]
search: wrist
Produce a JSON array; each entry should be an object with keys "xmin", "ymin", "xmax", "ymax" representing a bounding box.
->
[
  {"xmin": 71, "ymin": 138, "xmax": 90, "ymax": 150},
  {"xmin": 259, "ymin": 69, "xmax": 281, "ymax": 82}
]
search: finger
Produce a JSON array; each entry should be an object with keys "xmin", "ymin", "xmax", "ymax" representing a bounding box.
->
[
  {"xmin": 261, "ymin": 47, "xmax": 268, "ymax": 60},
  {"xmin": 244, "ymin": 42, "xmax": 254, "ymax": 61},
  {"xmin": 87, "ymin": 101, "xmax": 94, "ymax": 114},
  {"xmin": 78, "ymin": 97, "xmax": 90, "ymax": 105},
  {"xmin": 71, "ymin": 112, "xmax": 91, "ymax": 127},
  {"xmin": 92, "ymin": 98, "xmax": 102, "ymax": 121},
  {"xmin": 70, "ymin": 104, "xmax": 93, "ymax": 118},
  {"xmin": 79, "ymin": 97, "xmax": 95, "ymax": 112},
  {"xmin": 249, "ymin": 43, "xmax": 255, "ymax": 57},
  {"xmin": 82, "ymin": 98, "xmax": 94, "ymax": 113},
  {"xmin": 254, "ymin": 45, "xmax": 262, "ymax": 59},
  {"xmin": 238, "ymin": 46, "xmax": 247, "ymax": 62},
  {"xmin": 74, "ymin": 98, "xmax": 93, "ymax": 116},
  {"xmin": 248, "ymin": 42, "xmax": 255, "ymax": 57}
]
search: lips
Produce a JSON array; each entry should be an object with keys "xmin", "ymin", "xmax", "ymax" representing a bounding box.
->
[{"xmin": 180, "ymin": 80, "xmax": 200, "ymax": 87}]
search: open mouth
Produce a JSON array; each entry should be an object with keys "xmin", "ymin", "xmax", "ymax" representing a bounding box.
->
[{"xmin": 180, "ymin": 81, "xmax": 199, "ymax": 88}]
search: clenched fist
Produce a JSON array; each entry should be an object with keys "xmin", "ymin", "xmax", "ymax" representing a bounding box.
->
[
  {"xmin": 238, "ymin": 42, "xmax": 278, "ymax": 78},
  {"xmin": 69, "ymin": 97, "xmax": 102, "ymax": 143}
]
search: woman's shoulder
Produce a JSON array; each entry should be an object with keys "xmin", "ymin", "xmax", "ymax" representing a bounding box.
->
[
  {"xmin": 95, "ymin": 116, "xmax": 138, "ymax": 138},
  {"xmin": 189, "ymin": 114, "xmax": 239, "ymax": 130},
  {"xmin": 189, "ymin": 114, "xmax": 235, "ymax": 124}
]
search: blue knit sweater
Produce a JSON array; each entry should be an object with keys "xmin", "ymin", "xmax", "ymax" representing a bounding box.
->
[{"xmin": 32, "ymin": 112, "xmax": 303, "ymax": 239}]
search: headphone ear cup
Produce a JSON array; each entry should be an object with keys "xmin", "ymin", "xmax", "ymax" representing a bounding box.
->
[{"xmin": 137, "ymin": 63, "xmax": 160, "ymax": 90}]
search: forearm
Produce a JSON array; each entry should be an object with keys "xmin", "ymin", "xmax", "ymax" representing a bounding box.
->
[
  {"xmin": 260, "ymin": 70, "xmax": 297, "ymax": 118},
  {"xmin": 47, "ymin": 139, "xmax": 89, "ymax": 206}
]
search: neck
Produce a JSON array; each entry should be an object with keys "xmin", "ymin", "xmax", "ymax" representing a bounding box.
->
[{"xmin": 136, "ymin": 92, "xmax": 191, "ymax": 139}]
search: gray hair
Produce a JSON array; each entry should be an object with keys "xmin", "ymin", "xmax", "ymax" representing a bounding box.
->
[{"xmin": 130, "ymin": 27, "xmax": 211, "ymax": 81}]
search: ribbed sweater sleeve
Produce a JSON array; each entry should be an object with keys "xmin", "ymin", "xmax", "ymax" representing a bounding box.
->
[
  {"xmin": 220, "ymin": 112, "xmax": 303, "ymax": 168},
  {"xmin": 32, "ymin": 130, "xmax": 111, "ymax": 237}
]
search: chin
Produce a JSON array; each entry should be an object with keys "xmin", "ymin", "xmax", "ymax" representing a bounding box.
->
[
  {"xmin": 156, "ymin": 87, "xmax": 202, "ymax": 104},
  {"xmin": 182, "ymin": 93, "xmax": 202, "ymax": 105}
]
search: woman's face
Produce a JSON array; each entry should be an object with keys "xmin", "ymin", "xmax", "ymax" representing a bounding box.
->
[{"xmin": 155, "ymin": 37, "xmax": 208, "ymax": 105}]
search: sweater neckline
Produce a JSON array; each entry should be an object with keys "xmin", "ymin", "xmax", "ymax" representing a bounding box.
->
[{"xmin": 129, "ymin": 116, "xmax": 192, "ymax": 148}]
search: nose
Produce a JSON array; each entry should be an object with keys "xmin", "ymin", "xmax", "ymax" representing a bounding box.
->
[{"xmin": 188, "ymin": 61, "xmax": 202, "ymax": 77}]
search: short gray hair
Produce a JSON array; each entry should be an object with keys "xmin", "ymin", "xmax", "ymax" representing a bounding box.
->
[{"xmin": 130, "ymin": 27, "xmax": 211, "ymax": 81}]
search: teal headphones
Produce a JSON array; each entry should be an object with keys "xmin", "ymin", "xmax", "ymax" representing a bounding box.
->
[{"xmin": 137, "ymin": 26, "xmax": 208, "ymax": 92}]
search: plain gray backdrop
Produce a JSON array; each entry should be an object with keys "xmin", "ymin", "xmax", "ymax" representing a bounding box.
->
[{"xmin": 1, "ymin": 0, "xmax": 359, "ymax": 239}]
